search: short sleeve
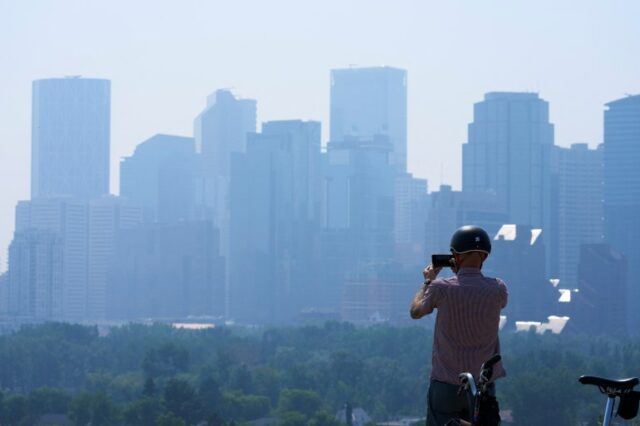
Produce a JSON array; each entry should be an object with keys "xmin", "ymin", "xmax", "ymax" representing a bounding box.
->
[{"xmin": 421, "ymin": 282, "xmax": 441, "ymax": 314}]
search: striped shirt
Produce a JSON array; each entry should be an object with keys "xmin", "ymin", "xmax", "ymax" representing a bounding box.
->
[{"xmin": 420, "ymin": 267, "xmax": 508, "ymax": 385}]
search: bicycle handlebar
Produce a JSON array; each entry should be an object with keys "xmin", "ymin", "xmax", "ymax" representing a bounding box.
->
[{"xmin": 482, "ymin": 354, "xmax": 501, "ymax": 371}]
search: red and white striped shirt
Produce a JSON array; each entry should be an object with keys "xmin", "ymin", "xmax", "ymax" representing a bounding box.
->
[{"xmin": 420, "ymin": 267, "xmax": 508, "ymax": 385}]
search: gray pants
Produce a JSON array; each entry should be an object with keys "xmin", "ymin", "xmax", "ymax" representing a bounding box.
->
[{"xmin": 426, "ymin": 380, "xmax": 496, "ymax": 426}]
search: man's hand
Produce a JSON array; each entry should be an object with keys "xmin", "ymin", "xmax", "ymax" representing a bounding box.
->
[{"xmin": 422, "ymin": 264, "xmax": 442, "ymax": 283}]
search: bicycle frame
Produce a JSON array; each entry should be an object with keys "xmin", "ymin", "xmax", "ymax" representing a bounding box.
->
[{"xmin": 602, "ymin": 395, "xmax": 615, "ymax": 426}]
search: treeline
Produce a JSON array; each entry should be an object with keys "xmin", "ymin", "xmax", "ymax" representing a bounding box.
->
[{"xmin": 0, "ymin": 322, "xmax": 639, "ymax": 425}]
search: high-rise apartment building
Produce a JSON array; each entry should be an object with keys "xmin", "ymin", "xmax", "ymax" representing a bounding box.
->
[
  {"xmin": 195, "ymin": 89, "xmax": 257, "ymax": 178},
  {"xmin": 229, "ymin": 131, "xmax": 295, "ymax": 324},
  {"xmin": 394, "ymin": 173, "xmax": 428, "ymax": 245},
  {"xmin": 603, "ymin": 94, "xmax": 640, "ymax": 332},
  {"xmin": 320, "ymin": 136, "xmax": 396, "ymax": 312},
  {"xmin": 463, "ymin": 92, "xmax": 554, "ymax": 230},
  {"xmin": 120, "ymin": 134, "xmax": 196, "ymax": 223},
  {"xmin": 262, "ymin": 121, "xmax": 323, "ymax": 226},
  {"xmin": 551, "ymin": 144, "xmax": 604, "ymax": 289},
  {"xmin": 31, "ymin": 77, "xmax": 110, "ymax": 199},
  {"xmin": 109, "ymin": 221, "xmax": 225, "ymax": 320},
  {"xmin": 424, "ymin": 185, "xmax": 507, "ymax": 257},
  {"xmin": 194, "ymin": 89, "xmax": 256, "ymax": 225},
  {"xmin": 0, "ymin": 272, "xmax": 7, "ymax": 316},
  {"xmin": 330, "ymin": 67, "xmax": 407, "ymax": 172},
  {"xmin": 572, "ymin": 244, "xmax": 627, "ymax": 335},
  {"xmin": 194, "ymin": 90, "xmax": 256, "ymax": 302},
  {"xmin": 15, "ymin": 198, "xmax": 88, "ymax": 319},
  {"xmin": 13, "ymin": 197, "xmax": 141, "ymax": 320},
  {"xmin": 87, "ymin": 198, "xmax": 142, "ymax": 320},
  {"xmin": 488, "ymin": 225, "xmax": 557, "ymax": 324},
  {"xmin": 7, "ymin": 229, "xmax": 63, "ymax": 319}
]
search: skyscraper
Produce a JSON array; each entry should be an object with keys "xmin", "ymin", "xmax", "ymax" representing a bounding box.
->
[
  {"xmin": 194, "ymin": 89, "xmax": 256, "ymax": 225},
  {"xmin": 573, "ymin": 244, "xmax": 627, "ymax": 336},
  {"xmin": 14, "ymin": 196, "xmax": 141, "ymax": 320},
  {"xmin": 488, "ymin": 224, "xmax": 557, "ymax": 324},
  {"xmin": 7, "ymin": 229, "xmax": 63, "ymax": 319},
  {"xmin": 195, "ymin": 89, "xmax": 257, "ymax": 179},
  {"xmin": 193, "ymin": 90, "xmax": 256, "ymax": 298},
  {"xmin": 424, "ymin": 185, "xmax": 507, "ymax": 257},
  {"xmin": 15, "ymin": 198, "xmax": 88, "ymax": 319},
  {"xmin": 229, "ymin": 131, "xmax": 295, "ymax": 324},
  {"xmin": 463, "ymin": 92, "xmax": 554, "ymax": 230},
  {"xmin": 551, "ymin": 144, "xmax": 604, "ymax": 289},
  {"xmin": 330, "ymin": 67, "xmax": 407, "ymax": 172},
  {"xmin": 262, "ymin": 120, "xmax": 323, "ymax": 226},
  {"xmin": 321, "ymin": 136, "xmax": 396, "ymax": 312},
  {"xmin": 229, "ymin": 121, "xmax": 324, "ymax": 323},
  {"xmin": 87, "ymin": 197, "xmax": 142, "ymax": 320},
  {"xmin": 120, "ymin": 134, "xmax": 197, "ymax": 224},
  {"xmin": 31, "ymin": 77, "xmax": 110, "ymax": 199},
  {"xmin": 603, "ymin": 94, "xmax": 640, "ymax": 332},
  {"xmin": 109, "ymin": 221, "xmax": 225, "ymax": 320},
  {"xmin": 394, "ymin": 173, "xmax": 428, "ymax": 266}
]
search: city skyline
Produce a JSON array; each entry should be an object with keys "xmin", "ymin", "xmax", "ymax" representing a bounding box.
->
[
  {"xmin": 2, "ymin": 70, "xmax": 637, "ymax": 330},
  {"xmin": 2, "ymin": 0, "xmax": 640, "ymax": 267}
]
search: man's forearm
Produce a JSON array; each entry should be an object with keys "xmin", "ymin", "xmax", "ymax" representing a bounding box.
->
[{"xmin": 410, "ymin": 283, "xmax": 428, "ymax": 319}]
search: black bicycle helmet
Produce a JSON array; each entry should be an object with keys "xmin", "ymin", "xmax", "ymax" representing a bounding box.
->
[{"xmin": 450, "ymin": 225, "xmax": 492, "ymax": 255}]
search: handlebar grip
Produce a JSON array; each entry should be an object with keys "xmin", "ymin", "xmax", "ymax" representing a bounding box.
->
[{"xmin": 482, "ymin": 354, "xmax": 502, "ymax": 370}]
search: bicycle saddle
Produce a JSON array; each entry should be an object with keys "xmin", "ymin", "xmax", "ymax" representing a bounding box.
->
[{"xmin": 579, "ymin": 375, "xmax": 639, "ymax": 394}]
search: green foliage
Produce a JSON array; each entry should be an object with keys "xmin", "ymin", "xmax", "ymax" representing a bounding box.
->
[
  {"xmin": 143, "ymin": 342, "xmax": 190, "ymax": 379},
  {"xmin": 278, "ymin": 388, "xmax": 323, "ymax": 417},
  {"xmin": 3, "ymin": 394, "xmax": 27, "ymax": 425},
  {"xmin": 199, "ymin": 376, "xmax": 223, "ymax": 416},
  {"xmin": 156, "ymin": 411, "xmax": 187, "ymax": 426},
  {"xmin": 163, "ymin": 377, "xmax": 203, "ymax": 423},
  {"xmin": 143, "ymin": 377, "xmax": 157, "ymax": 397},
  {"xmin": 68, "ymin": 392, "xmax": 120, "ymax": 426},
  {"xmin": 122, "ymin": 397, "xmax": 163, "ymax": 426},
  {"xmin": 27, "ymin": 387, "xmax": 71, "ymax": 419},
  {"xmin": 220, "ymin": 391, "xmax": 271, "ymax": 421},
  {"xmin": 1, "ymin": 322, "xmax": 640, "ymax": 426},
  {"xmin": 279, "ymin": 410, "xmax": 307, "ymax": 426},
  {"xmin": 308, "ymin": 410, "xmax": 346, "ymax": 426}
]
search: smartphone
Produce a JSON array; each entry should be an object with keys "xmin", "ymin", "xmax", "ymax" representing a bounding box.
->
[{"xmin": 432, "ymin": 254, "xmax": 454, "ymax": 268}]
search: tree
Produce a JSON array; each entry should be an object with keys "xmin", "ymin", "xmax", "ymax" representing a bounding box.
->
[
  {"xmin": 143, "ymin": 377, "xmax": 157, "ymax": 398},
  {"xmin": 199, "ymin": 376, "xmax": 223, "ymax": 416},
  {"xmin": 278, "ymin": 389, "xmax": 323, "ymax": 418},
  {"xmin": 142, "ymin": 343, "xmax": 189, "ymax": 379},
  {"xmin": 279, "ymin": 410, "xmax": 307, "ymax": 426},
  {"xmin": 220, "ymin": 392, "xmax": 270, "ymax": 421},
  {"xmin": 156, "ymin": 412, "xmax": 187, "ymax": 426},
  {"xmin": 163, "ymin": 377, "xmax": 203, "ymax": 424},
  {"xmin": 68, "ymin": 392, "xmax": 120, "ymax": 426},
  {"xmin": 308, "ymin": 410, "xmax": 346, "ymax": 426},
  {"xmin": 229, "ymin": 363, "xmax": 254, "ymax": 394},
  {"xmin": 123, "ymin": 397, "xmax": 163, "ymax": 426},
  {"xmin": 26, "ymin": 387, "xmax": 71, "ymax": 422},
  {"xmin": 3, "ymin": 395, "xmax": 27, "ymax": 425}
]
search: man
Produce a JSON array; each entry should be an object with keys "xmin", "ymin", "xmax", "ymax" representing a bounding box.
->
[{"xmin": 410, "ymin": 225, "xmax": 508, "ymax": 426}]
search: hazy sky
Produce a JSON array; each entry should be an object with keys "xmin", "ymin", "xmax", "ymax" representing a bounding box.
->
[{"xmin": 1, "ymin": 0, "xmax": 639, "ymax": 269}]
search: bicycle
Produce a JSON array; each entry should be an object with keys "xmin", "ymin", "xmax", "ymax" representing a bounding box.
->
[
  {"xmin": 579, "ymin": 375, "xmax": 640, "ymax": 425},
  {"xmin": 445, "ymin": 354, "xmax": 502, "ymax": 426}
]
